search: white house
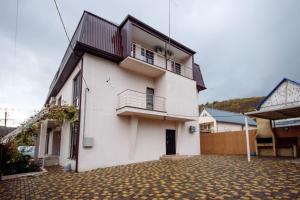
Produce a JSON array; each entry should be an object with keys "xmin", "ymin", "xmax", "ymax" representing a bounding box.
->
[
  {"xmin": 29, "ymin": 12, "xmax": 206, "ymax": 172},
  {"xmin": 199, "ymin": 108, "xmax": 256, "ymax": 133}
]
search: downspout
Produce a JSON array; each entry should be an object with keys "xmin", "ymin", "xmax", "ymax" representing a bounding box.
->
[{"xmin": 75, "ymin": 57, "xmax": 84, "ymax": 172}]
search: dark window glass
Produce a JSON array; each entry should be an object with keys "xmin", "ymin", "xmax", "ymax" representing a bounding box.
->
[
  {"xmin": 57, "ymin": 96, "xmax": 62, "ymax": 106},
  {"xmin": 132, "ymin": 43, "xmax": 136, "ymax": 57},
  {"xmin": 175, "ymin": 63, "xmax": 181, "ymax": 75},
  {"xmin": 45, "ymin": 128, "xmax": 51, "ymax": 154},
  {"xmin": 141, "ymin": 48, "xmax": 145, "ymax": 56},
  {"xmin": 70, "ymin": 123, "xmax": 79, "ymax": 159},
  {"xmin": 73, "ymin": 73, "xmax": 81, "ymax": 107},
  {"xmin": 146, "ymin": 88, "xmax": 154, "ymax": 110},
  {"xmin": 146, "ymin": 50, "xmax": 154, "ymax": 65}
]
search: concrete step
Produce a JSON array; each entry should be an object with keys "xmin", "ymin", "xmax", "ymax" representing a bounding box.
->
[
  {"xmin": 160, "ymin": 154, "xmax": 189, "ymax": 161},
  {"xmin": 43, "ymin": 156, "xmax": 59, "ymax": 166}
]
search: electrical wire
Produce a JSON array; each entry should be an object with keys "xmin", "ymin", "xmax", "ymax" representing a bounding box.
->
[
  {"xmin": 52, "ymin": 0, "xmax": 89, "ymax": 90},
  {"xmin": 53, "ymin": 0, "xmax": 73, "ymax": 48}
]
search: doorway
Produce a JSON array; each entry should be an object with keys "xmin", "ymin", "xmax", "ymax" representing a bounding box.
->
[
  {"xmin": 166, "ymin": 129, "xmax": 176, "ymax": 155},
  {"xmin": 146, "ymin": 87, "xmax": 154, "ymax": 110}
]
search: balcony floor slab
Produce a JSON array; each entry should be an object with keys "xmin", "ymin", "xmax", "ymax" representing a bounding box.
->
[{"xmin": 120, "ymin": 57, "xmax": 166, "ymax": 77}]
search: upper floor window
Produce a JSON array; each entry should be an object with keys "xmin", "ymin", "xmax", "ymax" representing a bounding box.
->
[
  {"xmin": 141, "ymin": 48, "xmax": 145, "ymax": 56},
  {"xmin": 73, "ymin": 73, "xmax": 81, "ymax": 107},
  {"xmin": 171, "ymin": 61, "xmax": 181, "ymax": 75},
  {"xmin": 132, "ymin": 43, "xmax": 136, "ymax": 58},
  {"xmin": 57, "ymin": 96, "xmax": 62, "ymax": 106},
  {"xmin": 145, "ymin": 50, "xmax": 154, "ymax": 65}
]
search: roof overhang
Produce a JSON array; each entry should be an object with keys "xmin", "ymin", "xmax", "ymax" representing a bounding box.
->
[
  {"xmin": 120, "ymin": 15, "xmax": 196, "ymax": 55},
  {"xmin": 246, "ymin": 104, "xmax": 300, "ymax": 120}
]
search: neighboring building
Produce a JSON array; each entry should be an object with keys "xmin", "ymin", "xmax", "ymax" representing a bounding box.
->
[
  {"xmin": 247, "ymin": 78, "xmax": 300, "ymax": 157},
  {"xmin": 199, "ymin": 108, "xmax": 256, "ymax": 133},
  {"xmin": 0, "ymin": 126, "xmax": 16, "ymax": 137},
  {"xmin": 31, "ymin": 11, "xmax": 206, "ymax": 172}
]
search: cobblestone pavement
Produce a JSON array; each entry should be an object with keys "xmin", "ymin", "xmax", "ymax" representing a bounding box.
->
[{"xmin": 0, "ymin": 155, "xmax": 300, "ymax": 199}]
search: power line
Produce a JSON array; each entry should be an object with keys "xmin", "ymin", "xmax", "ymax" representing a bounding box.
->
[
  {"xmin": 52, "ymin": 0, "xmax": 89, "ymax": 90},
  {"xmin": 53, "ymin": 0, "xmax": 73, "ymax": 48}
]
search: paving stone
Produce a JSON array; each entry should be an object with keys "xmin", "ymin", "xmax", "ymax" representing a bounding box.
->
[{"xmin": 0, "ymin": 155, "xmax": 300, "ymax": 199}]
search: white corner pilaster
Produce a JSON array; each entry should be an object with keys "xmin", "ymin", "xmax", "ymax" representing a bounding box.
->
[
  {"xmin": 38, "ymin": 120, "xmax": 48, "ymax": 158},
  {"xmin": 129, "ymin": 116, "xmax": 139, "ymax": 160},
  {"xmin": 176, "ymin": 122, "xmax": 183, "ymax": 154}
]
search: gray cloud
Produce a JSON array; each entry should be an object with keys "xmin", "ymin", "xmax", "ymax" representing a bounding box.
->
[{"xmin": 0, "ymin": 0, "xmax": 300, "ymax": 126}]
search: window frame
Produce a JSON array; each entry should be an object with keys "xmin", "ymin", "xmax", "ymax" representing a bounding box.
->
[
  {"xmin": 72, "ymin": 72, "xmax": 82, "ymax": 107},
  {"xmin": 57, "ymin": 96, "xmax": 62, "ymax": 106},
  {"xmin": 145, "ymin": 50, "xmax": 154, "ymax": 65},
  {"xmin": 69, "ymin": 123, "xmax": 79, "ymax": 159}
]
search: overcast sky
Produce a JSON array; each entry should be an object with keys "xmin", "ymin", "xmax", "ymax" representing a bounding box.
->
[{"xmin": 1, "ymin": 0, "xmax": 300, "ymax": 126}]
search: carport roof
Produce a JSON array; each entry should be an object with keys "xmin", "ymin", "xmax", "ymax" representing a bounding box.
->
[{"xmin": 246, "ymin": 104, "xmax": 300, "ymax": 120}]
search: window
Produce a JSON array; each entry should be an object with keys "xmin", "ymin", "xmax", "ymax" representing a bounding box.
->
[
  {"xmin": 141, "ymin": 48, "xmax": 145, "ymax": 56},
  {"xmin": 132, "ymin": 43, "xmax": 136, "ymax": 57},
  {"xmin": 57, "ymin": 96, "xmax": 62, "ymax": 106},
  {"xmin": 145, "ymin": 50, "xmax": 154, "ymax": 65},
  {"xmin": 73, "ymin": 73, "xmax": 81, "ymax": 107},
  {"xmin": 45, "ymin": 128, "xmax": 51, "ymax": 154},
  {"xmin": 70, "ymin": 123, "xmax": 79, "ymax": 159},
  {"xmin": 171, "ymin": 61, "xmax": 181, "ymax": 75},
  {"xmin": 200, "ymin": 123, "xmax": 213, "ymax": 133},
  {"xmin": 146, "ymin": 88, "xmax": 154, "ymax": 110}
]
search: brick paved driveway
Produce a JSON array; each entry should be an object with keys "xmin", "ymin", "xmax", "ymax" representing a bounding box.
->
[{"xmin": 0, "ymin": 155, "xmax": 300, "ymax": 199}]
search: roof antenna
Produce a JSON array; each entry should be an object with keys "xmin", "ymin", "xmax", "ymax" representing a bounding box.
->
[{"xmin": 167, "ymin": 0, "xmax": 171, "ymax": 61}]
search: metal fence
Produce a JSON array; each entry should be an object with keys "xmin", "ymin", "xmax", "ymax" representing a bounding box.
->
[
  {"xmin": 118, "ymin": 89, "xmax": 166, "ymax": 112},
  {"xmin": 131, "ymin": 43, "xmax": 193, "ymax": 79}
]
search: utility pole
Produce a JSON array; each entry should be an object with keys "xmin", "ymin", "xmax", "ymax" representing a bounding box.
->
[
  {"xmin": 0, "ymin": 108, "xmax": 14, "ymax": 134},
  {"xmin": 4, "ymin": 110, "xmax": 8, "ymax": 129}
]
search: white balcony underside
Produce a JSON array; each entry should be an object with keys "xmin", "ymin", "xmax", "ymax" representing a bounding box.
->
[
  {"xmin": 120, "ymin": 57, "xmax": 165, "ymax": 77},
  {"xmin": 116, "ymin": 106, "xmax": 195, "ymax": 122}
]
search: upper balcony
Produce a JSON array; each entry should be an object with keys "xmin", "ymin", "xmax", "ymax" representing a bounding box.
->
[
  {"xmin": 120, "ymin": 43, "xmax": 193, "ymax": 79},
  {"xmin": 120, "ymin": 22, "xmax": 194, "ymax": 79}
]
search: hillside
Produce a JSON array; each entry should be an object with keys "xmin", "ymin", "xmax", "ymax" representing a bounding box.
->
[{"xmin": 200, "ymin": 97, "xmax": 265, "ymax": 114}]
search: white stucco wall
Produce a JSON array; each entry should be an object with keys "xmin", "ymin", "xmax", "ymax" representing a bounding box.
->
[
  {"xmin": 165, "ymin": 72, "xmax": 199, "ymax": 117},
  {"xmin": 48, "ymin": 63, "xmax": 81, "ymax": 169},
  {"xmin": 75, "ymin": 53, "xmax": 200, "ymax": 171}
]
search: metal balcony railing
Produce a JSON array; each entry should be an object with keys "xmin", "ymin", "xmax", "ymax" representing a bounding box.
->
[
  {"xmin": 130, "ymin": 43, "xmax": 193, "ymax": 79},
  {"xmin": 117, "ymin": 89, "xmax": 166, "ymax": 112}
]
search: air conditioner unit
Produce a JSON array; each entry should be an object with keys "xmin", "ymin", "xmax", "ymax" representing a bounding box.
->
[
  {"xmin": 166, "ymin": 50, "xmax": 173, "ymax": 57},
  {"xmin": 189, "ymin": 126, "xmax": 196, "ymax": 134},
  {"xmin": 155, "ymin": 46, "xmax": 164, "ymax": 54}
]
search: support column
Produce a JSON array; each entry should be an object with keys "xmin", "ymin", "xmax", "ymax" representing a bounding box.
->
[
  {"xmin": 38, "ymin": 120, "xmax": 48, "ymax": 158},
  {"xmin": 129, "ymin": 116, "xmax": 139, "ymax": 160},
  {"xmin": 34, "ymin": 131, "xmax": 40, "ymax": 161},
  {"xmin": 244, "ymin": 117, "xmax": 251, "ymax": 162},
  {"xmin": 176, "ymin": 122, "xmax": 183, "ymax": 154}
]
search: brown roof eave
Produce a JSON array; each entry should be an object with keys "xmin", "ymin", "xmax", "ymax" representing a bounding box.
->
[{"xmin": 45, "ymin": 42, "xmax": 124, "ymax": 105}]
